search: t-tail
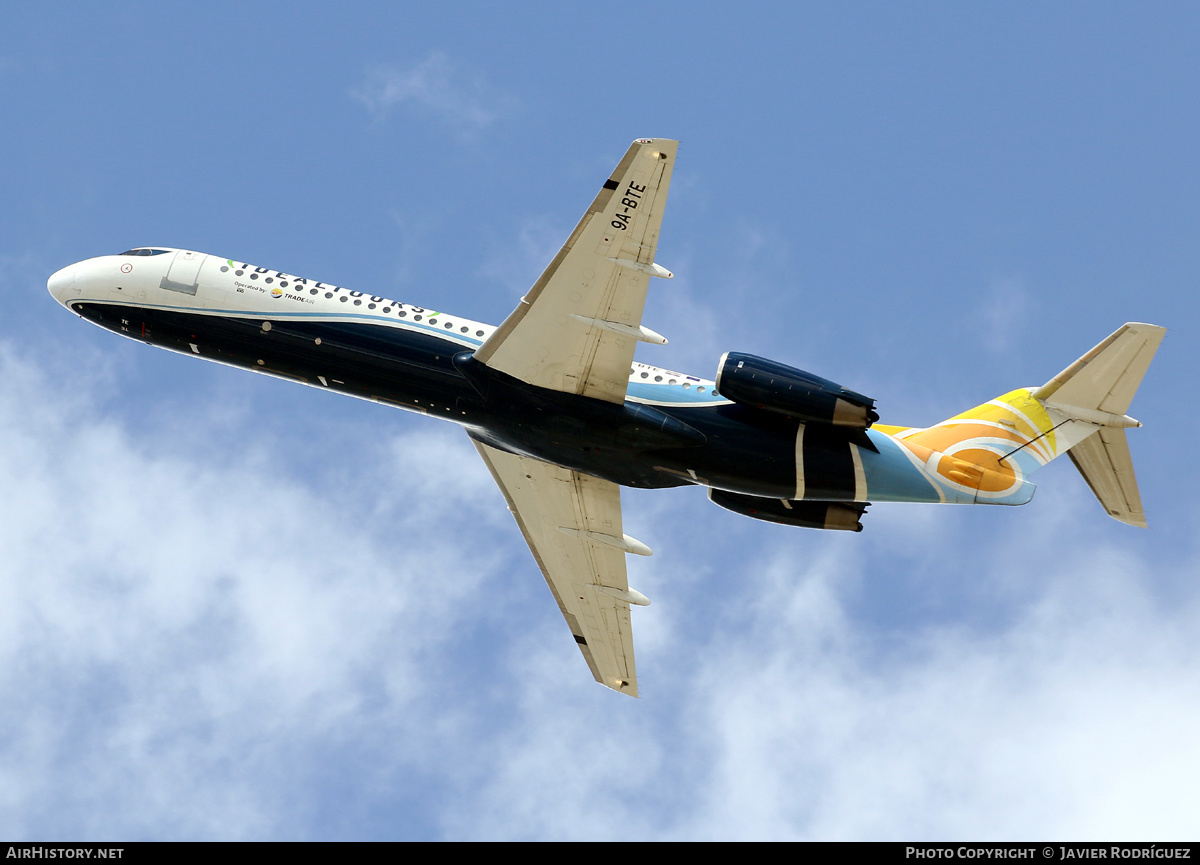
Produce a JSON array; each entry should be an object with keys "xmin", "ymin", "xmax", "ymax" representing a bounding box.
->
[{"xmin": 887, "ymin": 323, "xmax": 1166, "ymax": 526}]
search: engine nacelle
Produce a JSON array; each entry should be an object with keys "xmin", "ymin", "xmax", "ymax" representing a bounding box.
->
[
  {"xmin": 715, "ymin": 352, "xmax": 878, "ymax": 428},
  {"xmin": 709, "ymin": 489, "xmax": 866, "ymax": 532}
]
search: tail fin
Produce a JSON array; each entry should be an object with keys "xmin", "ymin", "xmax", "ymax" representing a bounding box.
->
[
  {"xmin": 1033, "ymin": 323, "xmax": 1165, "ymax": 527},
  {"xmin": 889, "ymin": 323, "xmax": 1164, "ymax": 522}
]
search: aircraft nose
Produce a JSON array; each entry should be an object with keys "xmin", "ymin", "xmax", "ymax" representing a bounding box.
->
[{"xmin": 47, "ymin": 264, "xmax": 78, "ymax": 303}]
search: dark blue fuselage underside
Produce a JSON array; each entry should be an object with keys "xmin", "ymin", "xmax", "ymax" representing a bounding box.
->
[{"xmin": 72, "ymin": 300, "xmax": 867, "ymax": 501}]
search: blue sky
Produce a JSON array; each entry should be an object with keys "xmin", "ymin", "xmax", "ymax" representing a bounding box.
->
[{"xmin": 2, "ymin": 2, "xmax": 1198, "ymax": 840}]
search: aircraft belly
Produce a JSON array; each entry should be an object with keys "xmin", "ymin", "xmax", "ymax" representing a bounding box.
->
[
  {"xmin": 794, "ymin": 423, "xmax": 859, "ymax": 501},
  {"xmin": 71, "ymin": 299, "xmax": 1010, "ymax": 507},
  {"xmin": 70, "ymin": 302, "xmax": 482, "ymax": 415}
]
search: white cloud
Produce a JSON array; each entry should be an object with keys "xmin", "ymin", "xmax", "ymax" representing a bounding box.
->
[
  {"xmin": 2, "ymin": 337, "xmax": 1196, "ymax": 841},
  {"xmin": 0, "ymin": 344, "xmax": 511, "ymax": 838},
  {"xmin": 676, "ymin": 541, "xmax": 1200, "ymax": 840},
  {"xmin": 432, "ymin": 515, "xmax": 1200, "ymax": 841},
  {"xmin": 352, "ymin": 54, "xmax": 512, "ymax": 134}
]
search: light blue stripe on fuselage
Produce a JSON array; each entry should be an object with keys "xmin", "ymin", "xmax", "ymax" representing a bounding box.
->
[{"xmin": 625, "ymin": 380, "xmax": 726, "ymax": 405}]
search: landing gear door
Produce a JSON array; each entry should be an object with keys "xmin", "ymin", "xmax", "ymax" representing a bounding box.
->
[{"xmin": 160, "ymin": 250, "xmax": 207, "ymax": 295}]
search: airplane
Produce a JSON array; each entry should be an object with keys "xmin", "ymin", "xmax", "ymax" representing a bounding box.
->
[{"xmin": 47, "ymin": 138, "xmax": 1165, "ymax": 697}]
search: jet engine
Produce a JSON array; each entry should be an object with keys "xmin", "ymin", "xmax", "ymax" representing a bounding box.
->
[
  {"xmin": 708, "ymin": 489, "xmax": 866, "ymax": 532},
  {"xmin": 715, "ymin": 352, "xmax": 878, "ymax": 428}
]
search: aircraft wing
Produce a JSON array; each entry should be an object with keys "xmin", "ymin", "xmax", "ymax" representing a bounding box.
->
[
  {"xmin": 471, "ymin": 438, "xmax": 648, "ymax": 697},
  {"xmin": 473, "ymin": 138, "xmax": 677, "ymax": 404}
]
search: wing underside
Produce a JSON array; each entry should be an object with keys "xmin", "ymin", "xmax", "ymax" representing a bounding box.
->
[
  {"xmin": 474, "ymin": 138, "xmax": 677, "ymax": 404},
  {"xmin": 471, "ymin": 438, "xmax": 644, "ymax": 696}
]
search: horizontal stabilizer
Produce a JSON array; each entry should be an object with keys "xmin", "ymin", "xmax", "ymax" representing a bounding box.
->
[
  {"xmin": 1033, "ymin": 322, "xmax": 1165, "ymax": 415},
  {"xmin": 1067, "ymin": 428, "xmax": 1147, "ymax": 527},
  {"xmin": 1034, "ymin": 322, "xmax": 1165, "ymax": 527}
]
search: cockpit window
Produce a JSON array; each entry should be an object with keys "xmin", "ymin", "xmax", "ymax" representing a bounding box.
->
[{"xmin": 118, "ymin": 248, "xmax": 172, "ymax": 256}]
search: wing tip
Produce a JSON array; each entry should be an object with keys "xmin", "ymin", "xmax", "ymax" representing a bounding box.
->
[
  {"xmin": 632, "ymin": 137, "xmax": 679, "ymax": 153},
  {"xmin": 603, "ymin": 677, "xmax": 639, "ymax": 698}
]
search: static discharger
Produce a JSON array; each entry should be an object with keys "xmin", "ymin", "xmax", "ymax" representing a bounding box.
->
[
  {"xmin": 570, "ymin": 314, "xmax": 668, "ymax": 345},
  {"xmin": 556, "ymin": 527, "xmax": 653, "ymax": 557},
  {"xmin": 593, "ymin": 585, "xmax": 651, "ymax": 606},
  {"xmin": 608, "ymin": 257, "xmax": 674, "ymax": 279}
]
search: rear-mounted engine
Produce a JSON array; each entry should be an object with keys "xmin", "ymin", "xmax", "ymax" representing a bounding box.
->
[
  {"xmin": 716, "ymin": 352, "xmax": 878, "ymax": 428},
  {"xmin": 709, "ymin": 489, "xmax": 866, "ymax": 532}
]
